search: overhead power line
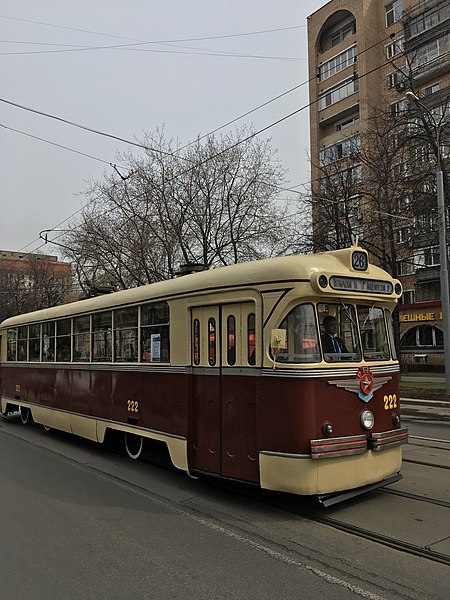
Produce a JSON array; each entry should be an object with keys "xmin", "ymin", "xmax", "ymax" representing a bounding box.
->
[
  {"xmin": 13, "ymin": 30, "xmax": 400, "ymax": 256},
  {"xmin": 0, "ymin": 17, "xmax": 306, "ymax": 45}
]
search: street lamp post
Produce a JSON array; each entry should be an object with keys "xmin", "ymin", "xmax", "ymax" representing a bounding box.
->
[{"xmin": 406, "ymin": 91, "xmax": 450, "ymax": 394}]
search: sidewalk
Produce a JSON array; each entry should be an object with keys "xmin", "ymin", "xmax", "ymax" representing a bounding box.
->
[
  {"xmin": 397, "ymin": 372, "xmax": 450, "ymax": 420},
  {"xmin": 401, "ymin": 397, "xmax": 450, "ymax": 422}
]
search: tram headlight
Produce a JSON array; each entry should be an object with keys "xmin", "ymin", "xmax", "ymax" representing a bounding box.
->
[
  {"xmin": 318, "ymin": 275, "xmax": 328, "ymax": 288},
  {"xmin": 322, "ymin": 422, "xmax": 333, "ymax": 436},
  {"xmin": 360, "ymin": 410, "xmax": 374, "ymax": 430},
  {"xmin": 394, "ymin": 283, "xmax": 402, "ymax": 295}
]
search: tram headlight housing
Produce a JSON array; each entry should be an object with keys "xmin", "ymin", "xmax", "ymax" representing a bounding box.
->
[
  {"xmin": 360, "ymin": 410, "xmax": 374, "ymax": 430},
  {"xmin": 318, "ymin": 275, "xmax": 328, "ymax": 288},
  {"xmin": 322, "ymin": 422, "xmax": 333, "ymax": 436},
  {"xmin": 393, "ymin": 414, "xmax": 400, "ymax": 426}
]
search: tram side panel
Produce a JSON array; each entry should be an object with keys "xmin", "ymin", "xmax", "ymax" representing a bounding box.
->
[
  {"xmin": 220, "ymin": 371, "xmax": 259, "ymax": 482},
  {"xmin": 256, "ymin": 376, "xmax": 317, "ymax": 455},
  {"xmin": 2, "ymin": 365, "xmax": 189, "ymax": 441}
]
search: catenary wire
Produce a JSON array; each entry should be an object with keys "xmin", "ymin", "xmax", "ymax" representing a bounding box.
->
[{"xmin": 12, "ymin": 33, "xmax": 401, "ymax": 256}]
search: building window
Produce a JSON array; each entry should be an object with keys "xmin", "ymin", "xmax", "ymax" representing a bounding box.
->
[
  {"xmin": 401, "ymin": 326, "xmax": 443, "ymax": 348},
  {"xmin": 386, "ymin": 37, "xmax": 404, "ymax": 59},
  {"xmin": 394, "ymin": 226, "xmax": 411, "ymax": 243},
  {"xmin": 413, "ymin": 33, "xmax": 450, "ymax": 69},
  {"xmin": 401, "ymin": 290, "xmax": 415, "ymax": 304},
  {"xmin": 318, "ymin": 77, "xmax": 358, "ymax": 110},
  {"xmin": 319, "ymin": 45, "xmax": 357, "ymax": 81},
  {"xmin": 408, "ymin": 4, "xmax": 450, "ymax": 39},
  {"xmin": 337, "ymin": 113, "xmax": 359, "ymax": 130},
  {"xmin": 397, "ymin": 259, "xmax": 415, "ymax": 275},
  {"xmin": 330, "ymin": 20, "xmax": 356, "ymax": 47},
  {"xmin": 320, "ymin": 135, "xmax": 361, "ymax": 165},
  {"xmin": 424, "ymin": 82, "xmax": 440, "ymax": 95},
  {"xmin": 386, "ymin": 1, "xmax": 403, "ymax": 27},
  {"xmin": 390, "ymin": 99, "xmax": 407, "ymax": 117},
  {"xmin": 388, "ymin": 70, "xmax": 406, "ymax": 88}
]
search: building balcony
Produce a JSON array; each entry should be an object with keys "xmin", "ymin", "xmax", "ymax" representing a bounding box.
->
[
  {"xmin": 415, "ymin": 265, "xmax": 441, "ymax": 282},
  {"xmin": 411, "ymin": 51, "xmax": 450, "ymax": 84},
  {"xmin": 318, "ymin": 101, "xmax": 359, "ymax": 129},
  {"xmin": 402, "ymin": 0, "xmax": 447, "ymax": 22},
  {"xmin": 403, "ymin": 0, "xmax": 450, "ymax": 46}
]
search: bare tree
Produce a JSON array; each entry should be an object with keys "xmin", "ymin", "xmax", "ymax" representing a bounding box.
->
[{"xmin": 64, "ymin": 127, "xmax": 299, "ymax": 290}]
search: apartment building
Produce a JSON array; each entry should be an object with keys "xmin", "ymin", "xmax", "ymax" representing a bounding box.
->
[
  {"xmin": 0, "ymin": 250, "xmax": 73, "ymax": 322},
  {"xmin": 307, "ymin": 0, "xmax": 450, "ymax": 369}
]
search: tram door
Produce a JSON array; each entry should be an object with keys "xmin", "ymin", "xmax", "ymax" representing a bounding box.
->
[{"xmin": 190, "ymin": 304, "xmax": 258, "ymax": 481}]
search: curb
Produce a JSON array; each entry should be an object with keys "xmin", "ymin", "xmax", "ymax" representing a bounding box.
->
[{"xmin": 401, "ymin": 397, "xmax": 450, "ymax": 408}]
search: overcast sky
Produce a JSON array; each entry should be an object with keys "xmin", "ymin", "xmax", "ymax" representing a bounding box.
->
[{"xmin": 1, "ymin": 0, "xmax": 326, "ymax": 254}]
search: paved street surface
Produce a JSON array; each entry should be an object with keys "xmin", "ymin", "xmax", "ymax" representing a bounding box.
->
[{"xmin": 1, "ymin": 419, "xmax": 449, "ymax": 600}]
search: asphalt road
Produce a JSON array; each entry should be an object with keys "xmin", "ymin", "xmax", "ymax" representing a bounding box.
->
[{"xmin": 1, "ymin": 419, "xmax": 449, "ymax": 600}]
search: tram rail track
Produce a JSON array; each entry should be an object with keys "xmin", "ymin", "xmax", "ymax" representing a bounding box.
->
[
  {"xmin": 380, "ymin": 487, "xmax": 450, "ymax": 509},
  {"xmin": 3, "ymin": 414, "xmax": 450, "ymax": 567}
]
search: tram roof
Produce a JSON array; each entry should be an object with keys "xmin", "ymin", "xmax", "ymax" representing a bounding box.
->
[{"xmin": 0, "ymin": 247, "xmax": 395, "ymax": 327}]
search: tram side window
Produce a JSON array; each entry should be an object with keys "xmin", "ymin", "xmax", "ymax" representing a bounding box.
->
[
  {"xmin": 357, "ymin": 306, "xmax": 390, "ymax": 361},
  {"xmin": 114, "ymin": 307, "xmax": 138, "ymax": 362},
  {"xmin": 73, "ymin": 315, "xmax": 90, "ymax": 362},
  {"xmin": 318, "ymin": 303, "xmax": 360, "ymax": 362},
  {"xmin": 274, "ymin": 304, "xmax": 320, "ymax": 364},
  {"xmin": 248, "ymin": 313, "xmax": 256, "ymax": 365},
  {"xmin": 29, "ymin": 324, "xmax": 41, "ymax": 362},
  {"xmin": 7, "ymin": 328, "xmax": 17, "ymax": 361},
  {"xmin": 92, "ymin": 312, "xmax": 112, "ymax": 362},
  {"xmin": 208, "ymin": 318, "xmax": 216, "ymax": 366},
  {"xmin": 141, "ymin": 301, "xmax": 170, "ymax": 363},
  {"xmin": 17, "ymin": 326, "xmax": 28, "ymax": 361},
  {"xmin": 42, "ymin": 322, "xmax": 56, "ymax": 362},
  {"xmin": 227, "ymin": 315, "xmax": 236, "ymax": 366},
  {"xmin": 56, "ymin": 319, "xmax": 71, "ymax": 362},
  {"xmin": 193, "ymin": 319, "xmax": 200, "ymax": 365}
]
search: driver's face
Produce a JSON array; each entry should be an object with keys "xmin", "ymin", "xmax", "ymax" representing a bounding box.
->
[{"xmin": 325, "ymin": 320, "xmax": 337, "ymax": 334}]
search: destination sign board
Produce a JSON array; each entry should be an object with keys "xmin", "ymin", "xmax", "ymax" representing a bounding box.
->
[{"xmin": 329, "ymin": 276, "xmax": 393, "ymax": 295}]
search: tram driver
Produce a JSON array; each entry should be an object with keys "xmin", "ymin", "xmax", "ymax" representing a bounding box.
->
[{"xmin": 321, "ymin": 316, "xmax": 348, "ymax": 360}]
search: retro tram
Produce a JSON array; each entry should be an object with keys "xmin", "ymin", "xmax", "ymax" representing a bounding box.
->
[{"xmin": 0, "ymin": 245, "xmax": 408, "ymax": 505}]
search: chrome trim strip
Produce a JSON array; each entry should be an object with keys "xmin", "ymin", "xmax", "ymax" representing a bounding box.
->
[
  {"xmin": 369, "ymin": 427, "xmax": 409, "ymax": 451},
  {"xmin": 262, "ymin": 364, "xmax": 400, "ymax": 378},
  {"xmin": 311, "ymin": 434, "xmax": 368, "ymax": 459},
  {"xmin": 259, "ymin": 450, "xmax": 311, "ymax": 459},
  {"xmin": 1, "ymin": 363, "xmax": 186, "ymax": 374}
]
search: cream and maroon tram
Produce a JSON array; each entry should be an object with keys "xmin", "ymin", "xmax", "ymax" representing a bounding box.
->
[{"xmin": 0, "ymin": 245, "xmax": 408, "ymax": 504}]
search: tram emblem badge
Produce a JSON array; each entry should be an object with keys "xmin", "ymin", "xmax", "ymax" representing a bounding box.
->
[{"xmin": 328, "ymin": 366, "xmax": 391, "ymax": 403}]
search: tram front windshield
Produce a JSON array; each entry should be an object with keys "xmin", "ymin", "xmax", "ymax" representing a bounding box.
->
[{"xmin": 275, "ymin": 302, "xmax": 393, "ymax": 364}]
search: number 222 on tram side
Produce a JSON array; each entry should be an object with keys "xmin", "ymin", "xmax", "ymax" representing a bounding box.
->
[{"xmin": 0, "ymin": 245, "xmax": 408, "ymax": 505}]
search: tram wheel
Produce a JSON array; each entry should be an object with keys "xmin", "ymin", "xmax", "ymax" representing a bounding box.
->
[
  {"xmin": 125, "ymin": 432, "xmax": 143, "ymax": 460},
  {"xmin": 20, "ymin": 407, "xmax": 33, "ymax": 425}
]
